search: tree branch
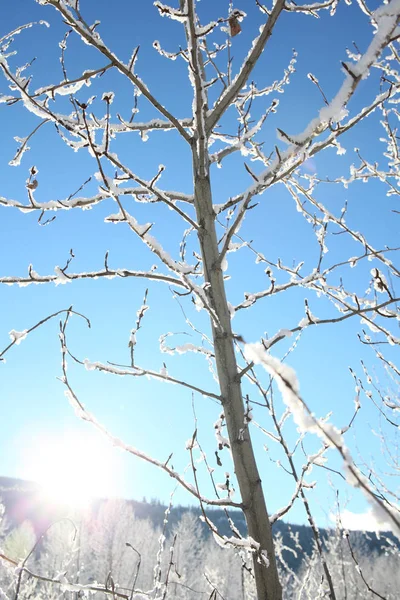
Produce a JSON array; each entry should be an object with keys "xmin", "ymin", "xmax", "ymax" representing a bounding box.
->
[{"xmin": 207, "ymin": 0, "xmax": 285, "ymax": 131}]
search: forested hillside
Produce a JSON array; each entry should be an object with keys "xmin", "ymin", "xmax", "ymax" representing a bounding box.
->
[{"xmin": 1, "ymin": 476, "xmax": 399, "ymax": 599}]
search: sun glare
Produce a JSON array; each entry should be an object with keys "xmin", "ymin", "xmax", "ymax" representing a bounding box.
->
[{"xmin": 22, "ymin": 431, "xmax": 118, "ymax": 509}]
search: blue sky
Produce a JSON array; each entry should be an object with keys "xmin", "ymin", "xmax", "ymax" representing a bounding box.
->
[{"xmin": 0, "ymin": 0, "xmax": 399, "ymax": 529}]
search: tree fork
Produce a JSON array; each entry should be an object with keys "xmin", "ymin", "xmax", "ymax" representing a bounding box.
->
[{"xmin": 193, "ymin": 170, "xmax": 282, "ymax": 600}]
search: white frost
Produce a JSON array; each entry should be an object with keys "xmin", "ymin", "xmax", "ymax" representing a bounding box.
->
[{"xmin": 9, "ymin": 329, "xmax": 28, "ymax": 345}]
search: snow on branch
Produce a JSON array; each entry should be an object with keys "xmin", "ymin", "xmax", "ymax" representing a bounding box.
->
[
  {"xmin": 115, "ymin": 114, "xmax": 193, "ymax": 134},
  {"xmin": 0, "ymin": 308, "xmax": 90, "ymax": 363},
  {"xmin": 42, "ymin": 0, "xmax": 192, "ymax": 142},
  {"xmin": 207, "ymin": 0, "xmax": 285, "ymax": 131},
  {"xmin": 283, "ymin": 0, "xmax": 339, "ymax": 16},
  {"xmin": 0, "ymin": 550, "xmax": 135, "ymax": 600},
  {"xmin": 58, "ymin": 317, "xmax": 236, "ymax": 508},
  {"xmin": 245, "ymin": 342, "xmax": 400, "ymax": 537},
  {"xmin": 289, "ymin": 179, "xmax": 400, "ymax": 278},
  {"xmin": 159, "ymin": 331, "xmax": 214, "ymax": 359},
  {"xmin": 81, "ymin": 357, "xmax": 221, "ymax": 401},
  {"xmin": 154, "ymin": 2, "xmax": 188, "ymax": 23},
  {"xmin": 102, "ymin": 153, "xmax": 197, "ymax": 227},
  {"xmin": 216, "ymin": 7, "xmax": 400, "ymax": 226},
  {"xmin": 0, "ymin": 20, "xmax": 49, "ymax": 46},
  {"xmin": 261, "ymin": 294, "xmax": 400, "ymax": 349},
  {"xmin": 0, "ymin": 185, "xmax": 193, "ymax": 215},
  {"xmin": 210, "ymin": 109, "xmax": 271, "ymax": 168},
  {"xmin": 33, "ymin": 63, "xmax": 114, "ymax": 98},
  {"xmin": 0, "ymin": 265, "xmax": 187, "ymax": 289}
]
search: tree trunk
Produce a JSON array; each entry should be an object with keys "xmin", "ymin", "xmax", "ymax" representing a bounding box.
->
[{"xmin": 193, "ymin": 171, "xmax": 282, "ymax": 600}]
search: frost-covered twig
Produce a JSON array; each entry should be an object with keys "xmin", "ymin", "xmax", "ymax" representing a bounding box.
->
[
  {"xmin": 336, "ymin": 502, "xmax": 388, "ymax": 600},
  {"xmin": 0, "ymin": 265, "xmax": 186, "ymax": 289},
  {"xmin": 207, "ymin": 0, "xmax": 285, "ymax": 131},
  {"xmin": 84, "ymin": 358, "xmax": 221, "ymax": 401},
  {"xmin": 264, "ymin": 296, "xmax": 400, "ymax": 351},
  {"xmin": 0, "ymin": 552, "xmax": 132, "ymax": 600},
  {"xmin": 245, "ymin": 342, "xmax": 400, "ymax": 536},
  {"xmin": 0, "ymin": 186, "xmax": 193, "ymax": 214},
  {"xmin": 43, "ymin": 0, "xmax": 192, "ymax": 142},
  {"xmin": 216, "ymin": 73, "xmax": 396, "ymax": 216},
  {"xmin": 58, "ymin": 314, "xmax": 235, "ymax": 507},
  {"xmin": 0, "ymin": 307, "xmax": 89, "ymax": 362},
  {"xmin": 238, "ymin": 352, "xmax": 337, "ymax": 598}
]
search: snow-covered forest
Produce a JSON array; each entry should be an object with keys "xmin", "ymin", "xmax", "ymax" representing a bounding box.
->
[
  {"xmin": 1, "ymin": 495, "xmax": 400, "ymax": 599},
  {"xmin": 1, "ymin": 0, "xmax": 400, "ymax": 598}
]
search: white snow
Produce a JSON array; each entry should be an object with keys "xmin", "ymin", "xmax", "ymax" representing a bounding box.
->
[
  {"xmin": 8, "ymin": 329, "xmax": 28, "ymax": 345},
  {"xmin": 54, "ymin": 266, "xmax": 71, "ymax": 285}
]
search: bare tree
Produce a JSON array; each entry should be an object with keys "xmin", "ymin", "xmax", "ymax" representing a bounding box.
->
[{"xmin": 1, "ymin": 1, "xmax": 400, "ymax": 599}]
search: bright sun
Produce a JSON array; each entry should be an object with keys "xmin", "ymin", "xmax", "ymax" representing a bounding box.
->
[{"xmin": 23, "ymin": 430, "xmax": 118, "ymax": 509}]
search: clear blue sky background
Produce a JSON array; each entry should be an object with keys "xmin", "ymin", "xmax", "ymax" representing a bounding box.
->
[{"xmin": 0, "ymin": 0, "xmax": 399, "ymax": 527}]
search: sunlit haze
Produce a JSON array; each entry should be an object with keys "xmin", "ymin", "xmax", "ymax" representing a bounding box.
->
[{"xmin": 20, "ymin": 430, "xmax": 119, "ymax": 509}]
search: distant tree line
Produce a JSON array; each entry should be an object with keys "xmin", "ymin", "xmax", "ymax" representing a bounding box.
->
[{"xmin": 1, "ymin": 497, "xmax": 399, "ymax": 599}]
